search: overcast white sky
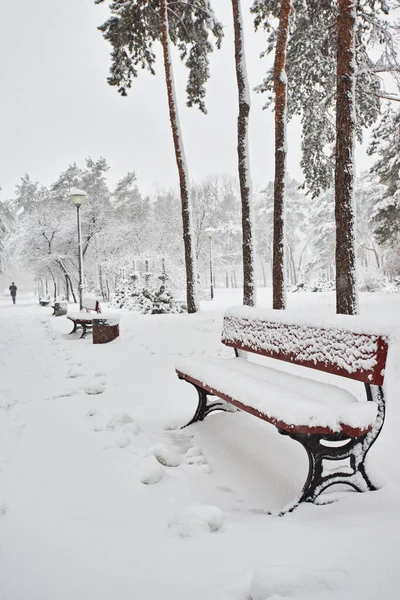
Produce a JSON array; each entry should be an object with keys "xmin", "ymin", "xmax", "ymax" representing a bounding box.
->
[{"xmin": 0, "ymin": 0, "xmax": 375, "ymax": 201}]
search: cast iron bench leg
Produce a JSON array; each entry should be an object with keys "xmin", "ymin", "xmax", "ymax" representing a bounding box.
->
[
  {"xmin": 181, "ymin": 381, "xmax": 237, "ymax": 428},
  {"xmin": 69, "ymin": 321, "xmax": 78, "ymax": 334},
  {"xmin": 278, "ymin": 383, "xmax": 385, "ymax": 514}
]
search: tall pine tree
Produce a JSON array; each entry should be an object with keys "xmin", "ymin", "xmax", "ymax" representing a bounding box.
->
[
  {"xmin": 231, "ymin": 0, "xmax": 256, "ymax": 307},
  {"xmin": 95, "ymin": 0, "xmax": 223, "ymax": 313},
  {"xmin": 272, "ymin": 0, "xmax": 291, "ymax": 310}
]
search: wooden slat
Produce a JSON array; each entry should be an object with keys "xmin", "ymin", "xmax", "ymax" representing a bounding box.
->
[
  {"xmin": 177, "ymin": 371, "xmax": 371, "ymax": 438},
  {"xmin": 222, "ymin": 316, "xmax": 388, "ymax": 385}
]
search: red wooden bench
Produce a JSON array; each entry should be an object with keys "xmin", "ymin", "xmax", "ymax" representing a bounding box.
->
[
  {"xmin": 67, "ymin": 296, "xmax": 101, "ymax": 339},
  {"xmin": 176, "ymin": 306, "xmax": 389, "ymax": 512}
]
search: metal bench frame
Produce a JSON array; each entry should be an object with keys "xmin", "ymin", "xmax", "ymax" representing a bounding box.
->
[{"xmin": 68, "ymin": 299, "xmax": 101, "ymax": 339}]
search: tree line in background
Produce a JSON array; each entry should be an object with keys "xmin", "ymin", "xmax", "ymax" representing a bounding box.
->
[
  {"xmin": 0, "ymin": 0, "xmax": 399, "ymax": 314},
  {"xmin": 1, "ymin": 158, "xmax": 399, "ymax": 304}
]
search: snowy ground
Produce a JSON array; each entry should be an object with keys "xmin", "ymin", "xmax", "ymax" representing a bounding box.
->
[{"xmin": 0, "ymin": 288, "xmax": 400, "ymax": 600}]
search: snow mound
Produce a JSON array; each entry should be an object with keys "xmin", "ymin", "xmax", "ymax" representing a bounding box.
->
[
  {"xmin": 177, "ymin": 446, "xmax": 206, "ymax": 465},
  {"xmin": 85, "ymin": 383, "xmax": 104, "ymax": 395},
  {"xmin": 123, "ymin": 422, "xmax": 141, "ymax": 435},
  {"xmin": 140, "ymin": 456, "xmax": 165, "ymax": 485},
  {"xmin": 106, "ymin": 413, "xmax": 134, "ymax": 429},
  {"xmin": 168, "ymin": 505, "xmax": 223, "ymax": 538},
  {"xmin": 115, "ymin": 435, "xmax": 131, "ymax": 449},
  {"xmin": 66, "ymin": 368, "xmax": 83, "ymax": 379},
  {"xmin": 249, "ymin": 566, "xmax": 345, "ymax": 599},
  {"xmin": 149, "ymin": 443, "xmax": 182, "ymax": 467},
  {"xmin": 185, "ymin": 446, "xmax": 202, "ymax": 458}
]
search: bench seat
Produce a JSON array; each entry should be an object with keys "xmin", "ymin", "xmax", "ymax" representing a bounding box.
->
[
  {"xmin": 67, "ymin": 311, "xmax": 96, "ymax": 323},
  {"xmin": 176, "ymin": 357, "xmax": 377, "ymax": 437}
]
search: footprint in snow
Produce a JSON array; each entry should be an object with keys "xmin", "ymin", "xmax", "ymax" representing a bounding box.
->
[
  {"xmin": 149, "ymin": 443, "xmax": 208, "ymax": 468},
  {"xmin": 91, "ymin": 413, "xmax": 141, "ymax": 436},
  {"xmin": 217, "ymin": 485, "xmax": 235, "ymax": 494},
  {"xmin": 85, "ymin": 408, "xmax": 100, "ymax": 417},
  {"xmin": 139, "ymin": 456, "xmax": 165, "ymax": 485},
  {"xmin": 105, "ymin": 413, "xmax": 140, "ymax": 433},
  {"xmin": 149, "ymin": 443, "xmax": 182, "ymax": 467},
  {"xmin": 168, "ymin": 505, "xmax": 223, "ymax": 538},
  {"xmin": 85, "ymin": 383, "xmax": 105, "ymax": 395},
  {"xmin": 48, "ymin": 390, "xmax": 75, "ymax": 400},
  {"xmin": 66, "ymin": 368, "xmax": 84, "ymax": 379}
]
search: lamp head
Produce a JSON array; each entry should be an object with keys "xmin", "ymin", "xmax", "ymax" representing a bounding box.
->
[
  {"xmin": 204, "ymin": 227, "xmax": 216, "ymax": 238},
  {"xmin": 69, "ymin": 188, "xmax": 87, "ymax": 206}
]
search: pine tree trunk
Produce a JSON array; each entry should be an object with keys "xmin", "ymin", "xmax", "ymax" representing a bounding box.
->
[
  {"xmin": 160, "ymin": 0, "xmax": 198, "ymax": 313},
  {"xmin": 272, "ymin": 0, "xmax": 291, "ymax": 310},
  {"xmin": 335, "ymin": 0, "xmax": 358, "ymax": 315},
  {"xmin": 232, "ymin": 0, "xmax": 256, "ymax": 307}
]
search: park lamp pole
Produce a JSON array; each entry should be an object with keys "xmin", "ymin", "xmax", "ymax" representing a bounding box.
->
[
  {"xmin": 204, "ymin": 227, "xmax": 216, "ymax": 301},
  {"xmin": 69, "ymin": 188, "xmax": 87, "ymax": 311}
]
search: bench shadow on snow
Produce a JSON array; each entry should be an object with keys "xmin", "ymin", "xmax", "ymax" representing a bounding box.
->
[{"xmin": 188, "ymin": 410, "xmax": 309, "ymax": 512}]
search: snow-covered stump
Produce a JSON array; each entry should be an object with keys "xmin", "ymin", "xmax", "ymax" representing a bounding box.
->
[
  {"xmin": 53, "ymin": 301, "xmax": 67, "ymax": 317},
  {"xmin": 93, "ymin": 316, "xmax": 120, "ymax": 344}
]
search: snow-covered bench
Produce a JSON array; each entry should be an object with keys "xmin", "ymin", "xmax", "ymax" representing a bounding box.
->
[
  {"xmin": 67, "ymin": 297, "xmax": 102, "ymax": 339},
  {"xmin": 52, "ymin": 297, "xmax": 67, "ymax": 317},
  {"xmin": 176, "ymin": 306, "xmax": 389, "ymax": 511}
]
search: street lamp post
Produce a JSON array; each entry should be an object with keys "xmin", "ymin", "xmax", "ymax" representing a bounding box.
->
[
  {"xmin": 69, "ymin": 188, "xmax": 87, "ymax": 311},
  {"xmin": 204, "ymin": 227, "xmax": 216, "ymax": 301}
]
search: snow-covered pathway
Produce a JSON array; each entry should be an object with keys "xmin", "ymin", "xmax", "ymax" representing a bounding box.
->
[{"xmin": 1, "ymin": 292, "xmax": 400, "ymax": 600}]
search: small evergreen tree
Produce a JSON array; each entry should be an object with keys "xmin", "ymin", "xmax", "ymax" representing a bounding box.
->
[{"xmin": 151, "ymin": 260, "xmax": 186, "ymax": 314}]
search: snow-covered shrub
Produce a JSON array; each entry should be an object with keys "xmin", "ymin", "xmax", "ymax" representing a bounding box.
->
[
  {"xmin": 358, "ymin": 268, "xmax": 385, "ymax": 292},
  {"xmin": 309, "ymin": 275, "xmax": 335, "ymax": 292},
  {"xmin": 122, "ymin": 271, "xmax": 142, "ymax": 311},
  {"xmin": 112, "ymin": 277, "xmax": 129, "ymax": 308},
  {"xmin": 135, "ymin": 286, "xmax": 156, "ymax": 314},
  {"xmin": 382, "ymin": 276, "xmax": 400, "ymax": 293}
]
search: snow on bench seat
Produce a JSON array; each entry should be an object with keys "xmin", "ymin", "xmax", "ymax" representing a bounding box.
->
[
  {"xmin": 67, "ymin": 311, "xmax": 97, "ymax": 322},
  {"xmin": 176, "ymin": 357, "xmax": 377, "ymax": 437}
]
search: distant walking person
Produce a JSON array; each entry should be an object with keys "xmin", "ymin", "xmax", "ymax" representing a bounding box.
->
[{"xmin": 9, "ymin": 282, "xmax": 17, "ymax": 304}]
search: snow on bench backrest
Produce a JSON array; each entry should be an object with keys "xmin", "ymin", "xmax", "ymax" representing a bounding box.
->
[
  {"xmin": 221, "ymin": 307, "xmax": 389, "ymax": 385},
  {"xmin": 83, "ymin": 296, "xmax": 101, "ymax": 313}
]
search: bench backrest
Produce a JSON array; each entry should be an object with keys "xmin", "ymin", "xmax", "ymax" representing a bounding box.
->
[
  {"xmin": 221, "ymin": 308, "xmax": 388, "ymax": 385},
  {"xmin": 83, "ymin": 296, "xmax": 101, "ymax": 313}
]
